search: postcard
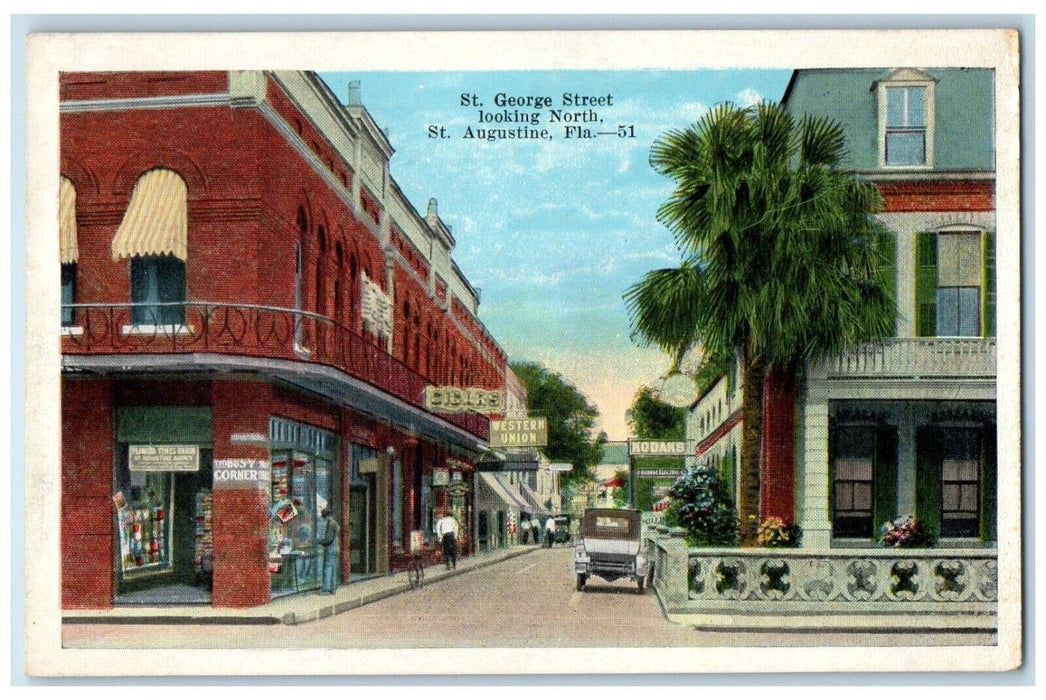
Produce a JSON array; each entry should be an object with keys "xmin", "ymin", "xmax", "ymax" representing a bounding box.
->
[{"xmin": 23, "ymin": 27, "xmax": 1021, "ymax": 676}]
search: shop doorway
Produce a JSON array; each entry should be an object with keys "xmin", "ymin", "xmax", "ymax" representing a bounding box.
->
[
  {"xmin": 348, "ymin": 444, "xmax": 379, "ymax": 579},
  {"xmin": 114, "ymin": 448, "xmax": 214, "ymax": 604}
]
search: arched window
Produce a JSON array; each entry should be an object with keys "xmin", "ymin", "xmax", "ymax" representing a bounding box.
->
[{"xmin": 112, "ymin": 168, "xmax": 188, "ymax": 325}]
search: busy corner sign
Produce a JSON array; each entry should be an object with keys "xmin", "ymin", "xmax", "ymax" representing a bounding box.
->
[
  {"xmin": 628, "ymin": 440, "xmax": 691, "ymax": 457},
  {"xmin": 423, "ymin": 386, "xmax": 504, "ymax": 414},
  {"xmin": 489, "ymin": 417, "xmax": 548, "ymax": 448}
]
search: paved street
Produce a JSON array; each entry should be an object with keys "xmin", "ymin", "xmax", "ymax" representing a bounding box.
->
[{"xmin": 63, "ymin": 545, "xmax": 995, "ymax": 649}]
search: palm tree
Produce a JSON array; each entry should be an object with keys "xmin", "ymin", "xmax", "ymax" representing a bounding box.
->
[{"xmin": 625, "ymin": 102, "xmax": 894, "ymax": 545}]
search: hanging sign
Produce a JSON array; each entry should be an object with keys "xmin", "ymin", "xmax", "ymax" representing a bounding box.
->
[
  {"xmin": 360, "ymin": 272, "xmax": 393, "ymax": 337},
  {"xmin": 636, "ymin": 468, "xmax": 686, "ymax": 478},
  {"xmin": 129, "ymin": 445, "xmax": 200, "ymax": 472},
  {"xmin": 359, "ymin": 457, "xmax": 380, "ymax": 474},
  {"xmin": 489, "ymin": 418, "xmax": 548, "ymax": 448},
  {"xmin": 432, "ymin": 468, "xmax": 450, "ymax": 486},
  {"xmin": 446, "ymin": 482, "xmax": 470, "ymax": 497},
  {"xmin": 628, "ymin": 440, "xmax": 690, "ymax": 457},
  {"xmin": 548, "ymin": 462, "xmax": 572, "ymax": 473},
  {"xmin": 423, "ymin": 386, "xmax": 503, "ymax": 414}
]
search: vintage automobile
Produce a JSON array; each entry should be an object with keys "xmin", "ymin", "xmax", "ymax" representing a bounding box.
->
[{"xmin": 572, "ymin": 508, "xmax": 650, "ymax": 593}]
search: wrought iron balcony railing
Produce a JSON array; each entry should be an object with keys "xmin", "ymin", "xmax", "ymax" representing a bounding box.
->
[{"xmin": 61, "ymin": 302, "xmax": 489, "ymax": 440}]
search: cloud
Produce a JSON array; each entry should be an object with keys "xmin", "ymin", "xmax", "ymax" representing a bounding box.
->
[{"xmin": 737, "ymin": 88, "xmax": 763, "ymax": 107}]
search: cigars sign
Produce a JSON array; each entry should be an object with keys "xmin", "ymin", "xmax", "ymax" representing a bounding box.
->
[{"xmin": 423, "ymin": 386, "xmax": 503, "ymax": 414}]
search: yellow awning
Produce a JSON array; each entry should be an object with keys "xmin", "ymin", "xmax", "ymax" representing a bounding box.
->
[
  {"xmin": 111, "ymin": 169, "xmax": 188, "ymax": 261},
  {"xmin": 60, "ymin": 176, "xmax": 78, "ymax": 264}
]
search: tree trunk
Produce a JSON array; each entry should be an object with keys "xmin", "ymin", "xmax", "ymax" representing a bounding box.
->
[{"xmin": 738, "ymin": 355, "xmax": 767, "ymax": 546}]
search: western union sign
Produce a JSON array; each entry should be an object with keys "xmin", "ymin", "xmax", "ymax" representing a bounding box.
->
[
  {"xmin": 489, "ymin": 418, "xmax": 548, "ymax": 448},
  {"xmin": 628, "ymin": 440, "xmax": 690, "ymax": 457}
]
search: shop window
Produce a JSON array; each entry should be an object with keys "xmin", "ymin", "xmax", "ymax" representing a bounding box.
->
[
  {"xmin": 940, "ymin": 430, "xmax": 981, "ymax": 538},
  {"xmin": 61, "ymin": 263, "xmax": 76, "ymax": 326},
  {"xmin": 130, "ymin": 255, "xmax": 186, "ymax": 325}
]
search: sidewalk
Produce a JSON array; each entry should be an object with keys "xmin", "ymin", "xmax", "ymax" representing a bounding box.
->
[{"xmin": 63, "ymin": 544, "xmax": 539, "ymax": 627}]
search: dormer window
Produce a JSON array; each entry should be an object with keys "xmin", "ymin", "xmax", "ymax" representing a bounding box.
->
[{"xmin": 876, "ymin": 69, "xmax": 936, "ymax": 168}]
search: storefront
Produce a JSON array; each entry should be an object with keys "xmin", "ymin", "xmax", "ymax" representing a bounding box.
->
[
  {"xmin": 267, "ymin": 417, "xmax": 340, "ymax": 597},
  {"xmin": 112, "ymin": 406, "xmax": 214, "ymax": 604}
]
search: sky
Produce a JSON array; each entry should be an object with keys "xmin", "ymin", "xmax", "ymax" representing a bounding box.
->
[{"xmin": 319, "ymin": 69, "xmax": 792, "ymax": 440}]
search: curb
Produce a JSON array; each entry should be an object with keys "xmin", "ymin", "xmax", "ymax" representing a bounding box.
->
[{"xmin": 62, "ymin": 546, "xmax": 540, "ymax": 627}]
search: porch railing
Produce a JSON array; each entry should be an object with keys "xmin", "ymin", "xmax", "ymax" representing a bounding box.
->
[
  {"xmin": 646, "ymin": 528, "xmax": 997, "ymax": 627},
  {"xmin": 811, "ymin": 337, "xmax": 996, "ymax": 379},
  {"xmin": 61, "ymin": 302, "xmax": 489, "ymax": 440}
]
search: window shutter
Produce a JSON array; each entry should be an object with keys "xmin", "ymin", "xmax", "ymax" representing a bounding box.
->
[
  {"xmin": 873, "ymin": 425, "xmax": 899, "ymax": 540},
  {"xmin": 915, "ymin": 232, "xmax": 938, "ymax": 337},
  {"xmin": 915, "ymin": 426, "xmax": 942, "ymax": 542},
  {"xmin": 980, "ymin": 422, "xmax": 997, "ymax": 542},
  {"xmin": 877, "ymin": 231, "xmax": 897, "ymax": 336},
  {"xmin": 982, "ymin": 231, "xmax": 996, "ymax": 337},
  {"xmin": 827, "ymin": 419, "xmax": 837, "ymax": 534}
]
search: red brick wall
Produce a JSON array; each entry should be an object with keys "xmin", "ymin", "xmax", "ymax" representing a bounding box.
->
[
  {"xmin": 61, "ymin": 378, "xmax": 114, "ymax": 608},
  {"xmin": 878, "ymin": 179, "xmax": 994, "ymax": 213},
  {"xmin": 210, "ymin": 380, "xmax": 272, "ymax": 607},
  {"xmin": 760, "ymin": 370, "xmax": 796, "ymax": 524},
  {"xmin": 60, "ymin": 71, "xmax": 506, "ymax": 393}
]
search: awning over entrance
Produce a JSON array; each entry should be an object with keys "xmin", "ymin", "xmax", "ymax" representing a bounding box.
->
[
  {"xmin": 519, "ymin": 481, "xmax": 552, "ymax": 517},
  {"xmin": 475, "ymin": 447, "xmax": 540, "ymax": 472},
  {"xmin": 112, "ymin": 168, "xmax": 188, "ymax": 261},
  {"xmin": 476, "ymin": 472, "xmax": 529, "ymax": 512},
  {"xmin": 60, "ymin": 176, "xmax": 78, "ymax": 264}
]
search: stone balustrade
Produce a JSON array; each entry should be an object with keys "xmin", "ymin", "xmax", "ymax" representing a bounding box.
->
[{"xmin": 810, "ymin": 337, "xmax": 996, "ymax": 379}]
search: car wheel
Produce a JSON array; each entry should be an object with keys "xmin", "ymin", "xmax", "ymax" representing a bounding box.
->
[{"xmin": 576, "ymin": 574, "xmax": 586, "ymax": 591}]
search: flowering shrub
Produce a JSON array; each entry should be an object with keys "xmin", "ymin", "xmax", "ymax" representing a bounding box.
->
[
  {"xmin": 756, "ymin": 516, "xmax": 802, "ymax": 548},
  {"xmin": 664, "ymin": 468, "xmax": 738, "ymax": 546},
  {"xmin": 878, "ymin": 516, "xmax": 934, "ymax": 548}
]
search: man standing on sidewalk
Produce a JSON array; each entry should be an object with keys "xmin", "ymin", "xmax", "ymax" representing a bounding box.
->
[
  {"xmin": 434, "ymin": 509, "xmax": 460, "ymax": 570},
  {"xmin": 317, "ymin": 507, "xmax": 340, "ymax": 594}
]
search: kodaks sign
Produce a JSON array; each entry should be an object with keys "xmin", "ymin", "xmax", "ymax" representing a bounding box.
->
[
  {"xmin": 489, "ymin": 417, "xmax": 548, "ymax": 448},
  {"xmin": 628, "ymin": 440, "xmax": 691, "ymax": 457}
]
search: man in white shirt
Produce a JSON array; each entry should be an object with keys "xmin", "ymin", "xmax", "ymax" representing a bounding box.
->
[
  {"xmin": 545, "ymin": 516, "xmax": 556, "ymax": 548},
  {"xmin": 434, "ymin": 510, "xmax": 460, "ymax": 570}
]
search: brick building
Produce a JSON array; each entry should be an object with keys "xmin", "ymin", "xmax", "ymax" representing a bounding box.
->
[
  {"xmin": 686, "ymin": 67, "xmax": 998, "ymax": 549},
  {"xmin": 60, "ymin": 71, "xmax": 508, "ymax": 608}
]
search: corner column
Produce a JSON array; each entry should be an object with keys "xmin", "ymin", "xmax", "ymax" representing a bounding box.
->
[
  {"xmin": 798, "ymin": 384, "xmax": 831, "ymax": 548},
  {"xmin": 210, "ymin": 380, "xmax": 272, "ymax": 608}
]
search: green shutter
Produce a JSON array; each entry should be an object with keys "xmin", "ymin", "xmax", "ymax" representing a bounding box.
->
[
  {"xmin": 980, "ymin": 422, "xmax": 997, "ymax": 542},
  {"xmin": 915, "ymin": 426, "xmax": 942, "ymax": 541},
  {"xmin": 982, "ymin": 231, "xmax": 996, "ymax": 337},
  {"xmin": 878, "ymin": 231, "xmax": 897, "ymax": 336},
  {"xmin": 915, "ymin": 232, "xmax": 938, "ymax": 337},
  {"xmin": 873, "ymin": 425, "xmax": 899, "ymax": 539},
  {"xmin": 827, "ymin": 420, "xmax": 837, "ymax": 533}
]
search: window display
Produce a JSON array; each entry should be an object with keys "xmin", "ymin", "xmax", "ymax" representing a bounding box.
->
[{"xmin": 115, "ymin": 472, "xmax": 173, "ymax": 575}]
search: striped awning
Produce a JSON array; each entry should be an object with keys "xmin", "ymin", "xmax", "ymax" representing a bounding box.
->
[
  {"xmin": 111, "ymin": 169, "xmax": 188, "ymax": 261},
  {"xmin": 60, "ymin": 176, "xmax": 78, "ymax": 264}
]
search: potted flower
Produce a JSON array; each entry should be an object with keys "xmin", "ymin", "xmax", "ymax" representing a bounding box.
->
[
  {"xmin": 756, "ymin": 516, "xmax": 802, "ymax": 548},
  {"xmin": 878, "ymin": 516, "xmax": 934, "ymax": 548}
]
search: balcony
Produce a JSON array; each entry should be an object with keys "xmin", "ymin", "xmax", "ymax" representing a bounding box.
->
[
  {"xmin": 61, "ymin": 302, "xmax": 489, "ymax": 440},
  {"xmin": 811, "ymin": 337, "xmax": 996, "ymax": 380}
]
